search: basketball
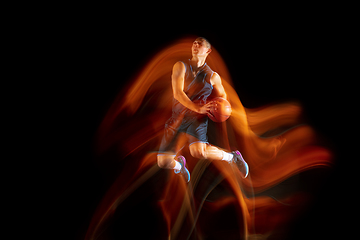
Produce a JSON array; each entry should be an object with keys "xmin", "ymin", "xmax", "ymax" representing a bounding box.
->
[{"xmin": 207, "ymin": 97, "xmax": 232, "ymax": 122}]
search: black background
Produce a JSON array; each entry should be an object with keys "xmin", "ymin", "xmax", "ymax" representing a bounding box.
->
[{"xmin": 44, "ymin": 8, "xmax": 355, "ymax": 240}]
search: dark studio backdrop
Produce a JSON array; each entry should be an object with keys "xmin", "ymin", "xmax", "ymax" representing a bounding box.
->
[{"xmin": 52, "ymin": 13, "xmax": 352, "ymax": 239}]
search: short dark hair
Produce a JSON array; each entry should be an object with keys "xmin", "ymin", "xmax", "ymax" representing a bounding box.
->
[{"xmin": 196, "ymin": 37, "xmax": 211, "ymax": 49}]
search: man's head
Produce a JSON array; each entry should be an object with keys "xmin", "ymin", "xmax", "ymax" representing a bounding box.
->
[{"xmin": 192, "ymin": 37, "xmax": 212, "ymax": 58}]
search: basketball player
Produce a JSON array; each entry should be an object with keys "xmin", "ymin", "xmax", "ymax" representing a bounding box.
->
[{"xmin": 157, "ymin": 37, "xmax": 248, "ymax": 182}]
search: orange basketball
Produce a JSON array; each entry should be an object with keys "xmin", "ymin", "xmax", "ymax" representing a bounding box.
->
[{"xmin": 207, "ymin": 97, "xmax": 232, "ymax": 122}]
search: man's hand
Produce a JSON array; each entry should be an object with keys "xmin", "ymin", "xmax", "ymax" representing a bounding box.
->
[{"xmin": 197, "ymin": 101, "xmax": 216, "ymax": 114}]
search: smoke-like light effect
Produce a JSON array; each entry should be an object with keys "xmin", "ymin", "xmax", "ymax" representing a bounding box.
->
[{"xmin": 85, "ymin": 37, "xmax": 333, "ymax": 239}]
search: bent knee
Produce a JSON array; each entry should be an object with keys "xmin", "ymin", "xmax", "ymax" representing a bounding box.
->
[
  {"xmin": 157, "ymin": 155, "xmax": 174, "ymax": 169},
  {"xmin": 189, "ymin": 144, "xmax": 207, "ymax": 159}
]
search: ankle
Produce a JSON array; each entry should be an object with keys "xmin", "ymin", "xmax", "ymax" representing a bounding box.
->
[{"xmin": 221, "ymin": 151, "xmax": 234, "ymax": 162}]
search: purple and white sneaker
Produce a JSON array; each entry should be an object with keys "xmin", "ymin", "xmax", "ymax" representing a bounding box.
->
[
  {"xmin": 231, "ymin": 150, "xmax": 249, "ymax": 178},
  {"xmin": 174, "ymin": 156, "xmax": 190, "ymax": 182}
]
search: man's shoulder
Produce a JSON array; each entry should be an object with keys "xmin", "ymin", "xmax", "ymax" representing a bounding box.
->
[
  {"xmin": 210, "ymin": 71, "xmax": 221, "ymax": 85},
  {"xmin": 172, "ymin": 61, "xmax": 186, "ymax": 77},
  {"xmin": 174, "ymin": 60, "xmax": 189, "ymax": 68},
  {"xmin": 173, "ymin": 61, "xmax": 185, "ymax": 69}
]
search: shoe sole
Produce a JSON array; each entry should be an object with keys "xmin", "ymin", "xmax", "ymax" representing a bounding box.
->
[
  {"xmin": 234, "ymin": 150, "xmax": 249, "ymax": 178},
  {"xmin": 174, "ymin": 156, "xmax": 190, "ymax": 182}
]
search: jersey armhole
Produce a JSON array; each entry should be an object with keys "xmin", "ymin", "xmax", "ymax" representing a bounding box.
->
[
  {"xmin": 178, "ymin": 61, "xmax": 186, "ymax": 73},
  {"xmin": 208, "ymin": 71, "xmax": 215, "ymax": 89}
]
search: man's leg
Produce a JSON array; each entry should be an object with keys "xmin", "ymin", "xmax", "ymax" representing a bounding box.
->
[
  {"xmin": 157, "ymin": 153, "xmax": 191, "ymax": 182},
  {"xmin": 188, "ymin": 142, "xmax": 230, "ymax": 161},
  {"xmin": 189, "ymin": 141, "xmax": 249, "ymax": 178},
  {"xmin": 157, "ymin": 153, "xmax": 180, "ymax": 170}
]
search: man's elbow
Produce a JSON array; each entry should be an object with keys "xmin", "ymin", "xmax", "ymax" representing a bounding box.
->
[
  {"xmin": 173, "ymin": 91, "xmax": 182, "ymax": 101},
  {"xmin": 173, "ymin": 91, "xmax": 179, "ymax": 100}
]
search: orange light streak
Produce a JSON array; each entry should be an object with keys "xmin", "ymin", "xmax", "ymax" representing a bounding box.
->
[{"xmin": 86, "ymin": 37, "xmax": 333, "ymax": 239}]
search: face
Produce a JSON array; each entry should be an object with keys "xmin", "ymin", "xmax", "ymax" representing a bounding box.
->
[{"xmin": 192, "ymin": 38, "xmax": 211, "ymax": 57}]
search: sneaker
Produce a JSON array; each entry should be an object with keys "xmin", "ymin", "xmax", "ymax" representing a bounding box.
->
[
  {"xmin": 231, "ymin": 150, "xmax": 249, "ymax": 178},
  {"xmin": 174, "ymin": 156, "xmax": 190, "ymax": 182}
]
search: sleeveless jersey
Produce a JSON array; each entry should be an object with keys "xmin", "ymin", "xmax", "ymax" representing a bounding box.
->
[
  {"xmin": 159, "ymin": 60, "xmax": 214, "ymax": 152},
  {"xmin": 172, "ymin": 59, "xmax": 214, "ymax": 117}
]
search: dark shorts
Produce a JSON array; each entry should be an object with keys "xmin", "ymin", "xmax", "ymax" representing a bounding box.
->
[{"xmin": 159, "ymin": 115, "xmax": 208, "ymax": 154}]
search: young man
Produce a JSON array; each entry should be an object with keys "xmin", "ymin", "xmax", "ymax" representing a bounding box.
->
[{"xmin": 157, "ymin": 37, "xmax": 248, "ymax": 182}]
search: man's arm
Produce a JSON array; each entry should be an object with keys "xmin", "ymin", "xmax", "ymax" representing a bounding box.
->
[
  {"xmin": 210, "ymin": 72, "xmax": 227, "ymax": 99},
  {"xmin": 172, "ymin": 61, "xmax": 214, "ymax": 114}
]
